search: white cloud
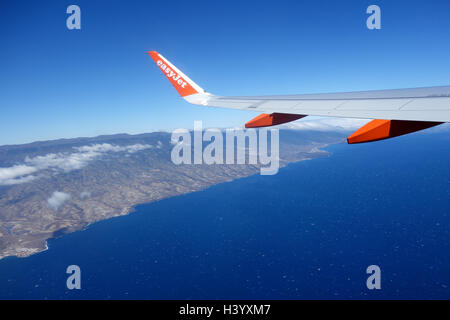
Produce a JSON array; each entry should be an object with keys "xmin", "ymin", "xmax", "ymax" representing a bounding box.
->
[
  {"xmin": 80, "ymin": 191, "xmax": 91, "ymax": 199},
  {"xmin": 25, "ymin": 151, "xmax": 98, "ymax": 172},
  {"xmin": 47, "ymin": 191, "xmax": 71, "ymax": 210},
  {"xmin": 74, "ymin": 143, "xmax": 123, "ymax": 153},
  {"xmin": 74, "ymin": 143, "xmax": 151, "ymax": 154},
  {"xmin": 125, "ymin": 144, "xmax": 153, "ymax": 153},
  {"xmin": 0, "ymin": 165, "xmax": 38, "ymax": 185},
  {"xmin": 0, "ymin": 143, "xmax": 152, "ymax": 186}
]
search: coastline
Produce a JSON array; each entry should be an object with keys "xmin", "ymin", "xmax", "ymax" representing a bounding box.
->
[{"xmin": 0, "ymin": 142, "xmax": 337, "ymax": 261}]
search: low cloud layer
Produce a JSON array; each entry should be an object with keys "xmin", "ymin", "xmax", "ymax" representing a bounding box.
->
[
  {"xmin": 281, "ymin": 117, "xmax": 371, "ymax": 132},
  {"xmin": 0, "ymin": 165, "xmax": 38, "ymax": 185},
  {"xmin": 0, "ymin": 143, "xmax": 152, "ymax": 186},
  {"xmin": 47, "ymin": 191, "xmax": 71, "ymax": 210},
  {"xmin": 283, "ymin": 117, "xmax": 450, "ymax": 134}
]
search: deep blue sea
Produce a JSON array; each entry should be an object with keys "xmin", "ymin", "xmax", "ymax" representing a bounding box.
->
[{"xmin": 0, "ymin": 132, "xmax": 449, "ymax": 299}]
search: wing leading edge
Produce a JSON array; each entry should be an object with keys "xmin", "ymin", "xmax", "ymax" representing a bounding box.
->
[{"xmin": 148, "ymin": 51, "xmax": 449, "ymax": 143}]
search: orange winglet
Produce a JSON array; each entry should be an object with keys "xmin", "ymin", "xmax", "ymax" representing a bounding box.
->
[
  {"xmin": 245, "ymin": 113, "xmax": 306, "ymax": 128},
  {"xmin": 347, "ymin": 119, "xmax": 442, "ymax": 144},
  {"xmin": 148, "ymin": 51, "xmax": 199, "ymax": 97}
]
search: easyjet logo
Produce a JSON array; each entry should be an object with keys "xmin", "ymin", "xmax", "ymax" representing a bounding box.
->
[{"xmin": 157, "ymin": 60, "xmax": 188, "ymax": 88}]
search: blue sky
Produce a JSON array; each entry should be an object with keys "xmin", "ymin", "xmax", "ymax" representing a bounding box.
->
[{"xmin": 1, "ymin": 0, "xmax": 450, "ymax": 145}]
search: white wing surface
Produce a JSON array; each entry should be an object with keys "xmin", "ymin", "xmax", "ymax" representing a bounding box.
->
[{"xmin": 148, "ymin": 51, "xmax": 449, "ymax": 143}]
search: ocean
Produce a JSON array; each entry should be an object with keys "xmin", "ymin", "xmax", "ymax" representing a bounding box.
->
[{"xmin": 0, "ymin": 132, "xmax": 449, "ymax": 299}]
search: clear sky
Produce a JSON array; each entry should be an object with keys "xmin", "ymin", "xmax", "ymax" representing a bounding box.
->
[{"xmin": 1, "ymin": 0, "xmax": 450, "ymax": 145}]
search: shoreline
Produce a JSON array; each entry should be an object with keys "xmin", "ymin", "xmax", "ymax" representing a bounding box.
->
[{"xmin": 0, "ymin": 141, "xmax": 340, "ymax": 261}]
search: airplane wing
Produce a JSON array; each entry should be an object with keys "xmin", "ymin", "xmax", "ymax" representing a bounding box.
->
[{"xmin": 148, "ymin": 51, "xmax": 449, "ymax": 144}]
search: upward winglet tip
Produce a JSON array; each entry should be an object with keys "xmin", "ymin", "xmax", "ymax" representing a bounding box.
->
[
  {"xmin": 148, "ymin": 51, "xmax": 204, "ymax": 98},
  {"xmin": 148, "ymin": 51, "xmax": 159, "ymax": 59}
]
